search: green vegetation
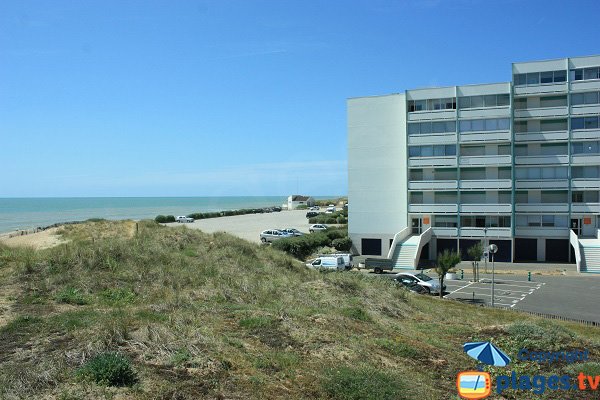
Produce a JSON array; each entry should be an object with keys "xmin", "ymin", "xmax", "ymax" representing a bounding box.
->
[
  {"xmin": 155, "ymin": 214, "xmax": 176, "ymax": 223},
  {"xmin": 272, "ymin": 227, "xmax": 347, "ymax": 259},
  {"xmin": 76, "ymin": 352, "xmax": 137, "ymax": 387},
  {"xmin": 467, "ymin": 242, "xmax": 484, "ymax": 281},
  {"xmin": 308, "ymin": 209, "xmax": 348, "ymax": 224},
  {"xmin": 0, "ymin": 220, "xmax": 598, "ymax": 399},
  {"xmin": 187, "ymin": 207, "xmax": 280, "ymax": 220},
  {"xmin": 434, "ymin": 249, "xmax": 461, "ymax": 298}
]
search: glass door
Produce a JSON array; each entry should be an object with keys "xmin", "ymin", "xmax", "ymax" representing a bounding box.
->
[
  {"xmin": 571, "ymin": 218, "xmax": 581, "ymax": 236},
  {"xmin": 411, "ymin": 218, "xmax": 422, "ymax": 234}
]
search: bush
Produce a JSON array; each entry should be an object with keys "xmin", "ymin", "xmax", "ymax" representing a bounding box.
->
[
  {"xmin": 296, "ymin": 204, "xmax": 308, "ymax": 210},
  {"xmin": 272, "ymin": 229, "xmax": 351, "ymax": 260},
  {"xmin": 55, "ymin": 287, "xmax": 89, "ymax": 305},
  {"xmin": 76, "ymin": 352, "xmax": 137, "ymax": 387},
  {"xmin": 155, "ymin": 215, "xmax": 176, "ymax": 223},
  {"xmin": 332, "ymin": 237, "xmax": 352, "ymax": 252}
]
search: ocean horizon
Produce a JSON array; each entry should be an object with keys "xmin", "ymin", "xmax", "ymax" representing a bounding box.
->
[{"xmin": 0, "ymin": 196, "xmax": 341, "ymax": 234}]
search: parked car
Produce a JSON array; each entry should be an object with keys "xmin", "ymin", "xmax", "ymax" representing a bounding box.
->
[
  {"xmin": 309, "ymin": 224, "xmax": 328, "ymax": 233},
  {"xmin": 306, "ymin": 256, "xmax": 345, "ymax": 271},
  {"xmin": 320, "ymin": 253, "xmax": 352, "ymax": 270},
  {"xmin": 394, "ymin": 272, "xmax": 445, "ymax": 294},
  {"xmin": 280, "ymin": 228, "xmax": 304, "ymax": 236},
  {"xmin": 260, "ymin": 229, "xmax": 292, "ymax": 243},
  {"xmin": 306, "ymin": 211, "xmax": 319, "ymax": 218},
  {"xmin": 393, "ymin": 274, "xmax": 428, "ymax": 294},
  {"xmin": 325, "ymin": 206, "xmax": 335, "ymax": 214},
  {"xmin": 176, "ymin": 216, "xmax": 194, "ymax": 223},
  {"xmin": 310, "ymin": 206, "xmax": 320, "ymax": 211},
  {"xmin": 272, "ymin": 206, "xmax": 282, "ymax": 212}
]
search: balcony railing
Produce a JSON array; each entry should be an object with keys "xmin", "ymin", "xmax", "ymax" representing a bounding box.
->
[
  {"xmin": 459, "ymin": 179, "xmax": 512, "ymax": 189},
  {"xmin": 408, "ymin": 157, "xmax": 457, "ymax": 167},
  {"xmin": 514, "ymin": 130, "xmax": 568, "ymax": 142},
  {"xmin": 408, "ymin": 204, "xmax": 458, "ymax": 213},
  {"xmin": 571, "ymin": 154, "xmax": 600, "ymax": 165},
  {"xmin": 515, "ymin": 226, "xmax": 569, "ymax": 238},
  {"xmin": 515, "ymin": 155, "xmax": 569, "ymax": 165},
  {"xmin": 432, "ymin": 227, "xmax": 458, "ymax": 237},
  {"xmin": 571, "ymin": 129, "xmax": 600, "ymax": 140},
  {"xmin": 572, "ymin": 203, "xmax": 600, "ymax": 213},
  {"xmin": 570, "ymin": 104, "xmax": 600, "ymax": 116},
  {"xmin": 514, "ymin": 106, "xmax": 568, "ymax": 119},
  {"xmin": 459, "ymin": 131, "xmax": 511, "ymax": 143},
  {"xmin": 459, "ymin": 155, "xmax": 511, "ymax": 166},
  {"xmin": 459, "ymin": 204, "xmax": 512, "ymax": 213},
  {"xmin": 408, "ymin": 180, "xmax": 458, "ymax": 190},
  {"xmin": 408, "ymin": 132, "xmax": 457, "ymax": 145},
  {"xmin": 515, "ymin": 179, "xmax": 569, "ymax": 189},
  {"xmin": 515, "ymin": 203, "xmax": 569, "ymax": 212},
  {"xmin": 571, "ymin": 179, "xmax": 600, "ymax": 189},
  {"xmin": 513, "ymin": 82, "xmax": 567, "ymax": 96},
  {"xmin": 459, "ymin": 227, "xmax": 512, "ymax": 238}
]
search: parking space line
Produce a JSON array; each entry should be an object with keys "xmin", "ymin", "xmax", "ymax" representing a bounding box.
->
[{"xmin": 445, "ymin": 281, "xmax": 475, "ymax": 296}]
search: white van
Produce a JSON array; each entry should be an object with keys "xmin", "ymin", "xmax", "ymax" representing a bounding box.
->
[
  {"xmin": 306, "ymin": 256, "xmax": 345, "ymax": 271},
  {"xmin": 320, "ymin": 253, "xmax": 353, "ymax": 270}
]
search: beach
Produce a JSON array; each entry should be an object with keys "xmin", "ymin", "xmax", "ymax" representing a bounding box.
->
[{"xmin": 0, "ymin": 209, "xmax": 317, "ymax": 248}]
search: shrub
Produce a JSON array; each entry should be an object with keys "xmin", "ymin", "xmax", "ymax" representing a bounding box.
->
[
  {"xmin": 76, "ymin": 352, "xmax": 137, "ymax": 387},
  {"xmin": 332, "ymin": 237, "xmax": 352, "ymax": 252},
  {"xmin": 55, "ymin": 287, "xmax": 89, "ymax": 305},
  {"xmin": 155, "ymin": 215, "xmax": 176, "ymax": 223},
  {"xmin": 321, "ymin": 366, "xmax": 404, "ymax": 400},
  {"xmin": 296, "ymin": 204, "xmax": 308, "ymax": 210}
]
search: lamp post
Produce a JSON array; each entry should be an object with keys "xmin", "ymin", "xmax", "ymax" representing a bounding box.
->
[
  {"xmin": 489, "ymin": 244, "xmax": 498, "ymax": 307},
  {"xmin": 483, "ymin": 227, "xmax": 488, "ymax": 275}
]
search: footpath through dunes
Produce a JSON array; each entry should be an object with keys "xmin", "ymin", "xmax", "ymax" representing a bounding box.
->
[{"xmin": 0, "ymin": 220, "xmax": 598, "ymax": 400}]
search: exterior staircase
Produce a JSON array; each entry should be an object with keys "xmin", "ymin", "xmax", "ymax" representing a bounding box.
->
[
  {"xmin": 579, "ymin": 239, "xmax": 600, "ymax": 273},
  {"xmin": 389, "ymin": 227, "xmax": 432, "ymax": 270}
]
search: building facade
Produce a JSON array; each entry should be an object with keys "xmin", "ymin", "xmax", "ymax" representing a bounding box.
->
[{"xmin": 348, "ymin": 55, "xmax": 600, "ymax": 271}]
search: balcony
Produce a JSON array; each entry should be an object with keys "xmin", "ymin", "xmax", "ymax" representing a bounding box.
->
[
  {"xmin": 408, "ymin": 204, "xmax": 458, "ymax": 213},
  {"xmin": 459, "ymin": 155, "xmax": 511, "ymax": 166},
  {"xmin": 514, "ymin": 106, "xmax": 568, "ymax": 119},
  {"xmin": 459, "ymin": 227, "xmax": 512, "ymax": 238},
  {"xmin": 407, "ymin": 109, "xmax": 456, "ymax": 121},
  {"xmin": 571, "ymin": 129, "xmax": 600, "ymax": 140},
  {"xmin": 572, "ymin": 203, "xmax": 600, "ymax": 213},
  {"xmin": 432, "ymin": 227, "xmax": 458, "ymax": 237},
  {"xmin": 458, "ymin": 108, "xmax": 510, "ymax": 120},
  {"xmin": 515, "ymin": 203, "xmax": 569, "ymax": 212},
  {"xmin": 515, "ymin": 179, "xmax": 569, "ymax": 189},
  {"xmin": 408, "ymin": 132, "xmax": 457, "ymax": 145},
  {"xmin": 571, "ymin": 154, "xmax": 600, "ymax": 165},
  {"xmin": 459, "ymin": 179, "xmax": 512, "ymax": 190},
  {"xmin": 570, "ymin": 80, "xmax": 600, "ymax": 92},
  {"xmin": 571, "ymin": 179, "xmax": 600, "ymax": 189},
  {"xmin": 515, "ymin": 155, "xmax": 569, "ymax": 165},
  {"xmin": 514, "ymin": 130, "xmax": 568, "ymax": 142},
  {"xmin": 408, "ymin": 180, "xmax": 458, "ymax": 190},
  {"xmin": 459, "ymin": 204, "xmax": 512, "ymax": 213},
  {"xmin": 408, "ymin": 157, "xmax": 457, "ymax": 168},
  {"xmin": 460, "ymin": 131, "xmax": 511, "ymax": 143},
  {"xmin": 513, "ymin": 82, "xmax": 567, "ymax": 96},
  {"xmin": 570, "ymin": 104, "xmax": 600, "ymax": 116},
  {"xmin": 515, "ymin": 226, "xmax": 569, "ymax": 238}
]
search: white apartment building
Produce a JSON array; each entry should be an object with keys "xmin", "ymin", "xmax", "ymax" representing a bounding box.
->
[{"xmin": 348, "ymin": 55, "xmax": 600, "ymax": 273}]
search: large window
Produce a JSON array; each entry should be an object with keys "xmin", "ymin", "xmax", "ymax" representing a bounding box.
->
[
  {"xmin": 461, "ymin": 216, "xmax": 511, "ymax": 228},
  {"xmin": 408, "ymin": 97, "xmax": 456, "ymax": 112},
  {"xmin": 409, "ymin": 144, "xmax": 456, "ymax": 157},
  {"xmin": 540, "ymin": 119, "xmax": 568, "ymax": 132},
  {"xmin": 571, "ymin": 116, "xmax": 600, "ymax": 130},
  {"xmin": 459, "ymin": 118, "xmax": 510, "ymax": 132},
  {"xmin": 515, "ymin": 166, "xmax": 568, "ymax": 180},
  {"xmin": 514, "ymin": 70, "xmax": 566, "ymax": 86},
  {"xmin": 571, "ymin": 141, "xmax": 599, "ymax": 154},
  {"xmin": 571, "ymin": 166, "xmax": 600, "ymax": 179},
  {"xmin": 540, "ymin": 95, "xmax": 567, "ymax": 108},
  {"xmin": 408, "ymin": 120, "xmax": 456, "ymax": 135},
  {"xmin": 571, "ymin": 91, "xmax": 600, "ymax": 105},
  {"xmin": 458, "ymin": 94, "xmax": 510, "ymax": 109},
  {"xmin": 516, "ymin": 215, "xmax": 568, "ymax": 228},
  {"xmin": 434, "ymin": 215, "xmax": 458, "ymax": 228},
  {"xmin": 570, "ymin": 67, "xmax": 600, "ymax": 81},
  {"xmin": 572, "ymin": 191, "xmax": 599, "ymax": 203}
]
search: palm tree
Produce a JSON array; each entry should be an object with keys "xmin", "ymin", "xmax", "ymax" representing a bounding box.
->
[{"xmin": 434, "ymin": 249, "xmax": 461, "ymax": 298}]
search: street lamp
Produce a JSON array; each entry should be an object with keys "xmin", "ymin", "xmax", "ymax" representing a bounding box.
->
[
  {"xmin": 483, "ymin": 227, "xmax": 488, "ymax": 275},
  {"xmin": 489, "ymin": 243, "xmax": 498, "ymax": 307}
]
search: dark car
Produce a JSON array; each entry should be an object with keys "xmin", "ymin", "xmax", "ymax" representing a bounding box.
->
[{"xmin": 306, "ymin": 211, "xmax": 319, "ymax": 218}]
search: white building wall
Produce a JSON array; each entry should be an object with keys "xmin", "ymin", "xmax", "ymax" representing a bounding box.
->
[{"xmin": 348, "ymin": 94, "xmax": 407, "ymax": 256}]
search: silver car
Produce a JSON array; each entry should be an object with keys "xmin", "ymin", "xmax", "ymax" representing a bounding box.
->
[
  {"xmin": 280, "ymin": 228, "xmax": 304, "ymax": 236},
  {"xmin": 260, "ymin": 229, "xmax": 292, "ymax": 243},
  {"xmin": 309, "ymin": 224, "xmax": 328, "ymax": 233}
]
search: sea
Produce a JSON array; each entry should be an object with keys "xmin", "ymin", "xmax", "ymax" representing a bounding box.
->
[{"xmin": 0, "ymin": 196, "xmax": 336, "ymax": 234}]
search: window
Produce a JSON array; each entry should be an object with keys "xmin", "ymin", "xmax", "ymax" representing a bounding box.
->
[
  {"xmin": 571, "ymin": 166, "xmax": 600, "ymax": 179},
  {"xmin": 459, "ymin": 118, "xmax": 510, "ymax": 132},
  {"xmin": 514, "ymin": 121, "xmax": 527, "ymax": 133},
  {"xmin": 497, "ymin": 94, "xmax": 510, "ymax": 106},
  {"xmin": 408, "ymin": 97, "xmax": 456, "ymax": 112},
  {"xmin": 584, "ymin": 116, "xmax": 600, "ymax": 130},
  {"xmin": 540, "ymin": 119, "xmax": 567, "ymax": 132},
  {"xmin": 571, "ymin": 67, "xmax": 600, "ymax": 81},
  {"xmin": 514, "ymin": 74, "xmax": 526, "ymax": 86},
  {"xmin": 499, "ymin": 216, "xmax": 511, "ymax": 228},
  {"xmin": 528, "ymin": 215, "xmax": 541, "ymax": 226},
  {"xmin": 540, "ymin": 95, "xmax": 567, "ymax": 108},
  {"xmin": 542, "ymin": 215, "xmax": 555, "ymax": 227},
  {"xmin": 514, "ymin": 98, "xmax": 527, "ymax": 110},
  {"xmin": 572, "ymin": 191, "xmax": 584, "ymax": 203},
  {"xmin": 515, "ymin": 191, "xmax": 528, "ymax": 203},
  {"xmin": 458, "ymin": 94, "xmax": 510, "ymax": 109},
  {"xmin": 434, "ymin": 215, "xmax": 458, "ymax": 228},
  {"xmin": 541, "ymin": 71, "xmax": 553, "ymax": 84},
  {"xmin": 361, "ymin": 238, "xmax": 382, "ymax": 256},
  {"xmin": 541, "ymin": 191, "xmax": 568, "ymax": 203},
  {"xmin": 515, "ymin": 167, "xmax": 567, "ymax": 180},
  {"xmin": 410, "ymin": 192, "xmax": 423, "ymax": 204},
  {"xmin": 407, "ymin": 121, "xmax": 455, "ymax": 135},
  {"xmin": 516, "ymin": 71, "xmax": 567, "ymax": 86},
  {"xmin": 409, "ymin": 145, "xmax": 456, "ymax": 157},
  {"xmin": 583, "ymin": 92, "xmax": 600, "ymax": 104},
  {"xmin": 527, "ymin": 73, "xmax": 540, "ymax": 85},
  {"xmin": 571, "ymin": 117, "xmax": 585, "ymax": 130},
  {"xmin": 462, "ymin": 216, "xmax": 511, "ymax": 228},
  {"xmin": 572, "ymin": 141, "xmax": 599, "ymax": 154},
  {"xmin": 498, "ymin": 167, "xmax": 511, "ymax": 179}
]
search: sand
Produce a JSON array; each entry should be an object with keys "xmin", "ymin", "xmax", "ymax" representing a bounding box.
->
[
  {"xmin": 0, "ymin": 227, "xmax": 68, "ymax": 250},
  {"xmin": 0, "ymin": 210, "xmax": 320, "ymax": 249},
  {"xmin": 164, "ymin": 209, "xmax": 315, "ymax": 243}
]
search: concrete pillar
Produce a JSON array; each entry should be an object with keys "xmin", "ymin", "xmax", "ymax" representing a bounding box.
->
[{"xmin": 537, "ymin": 238, "xmax": 546, "ymax": 262}]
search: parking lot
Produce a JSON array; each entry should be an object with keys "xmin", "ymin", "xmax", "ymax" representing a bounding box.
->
[{"xmin": 444, "ymin": 276, "xmax": 545, "ymax": 308}]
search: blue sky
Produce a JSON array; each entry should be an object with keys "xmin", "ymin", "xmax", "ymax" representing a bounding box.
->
[{"xmin": 1, "ymin": 0, "xmax": 599, "ymax": 197}]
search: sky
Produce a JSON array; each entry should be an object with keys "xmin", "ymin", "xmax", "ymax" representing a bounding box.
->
[{"xmin": 1, "ymin": 0, "xmax": 599, "ymax": 197}]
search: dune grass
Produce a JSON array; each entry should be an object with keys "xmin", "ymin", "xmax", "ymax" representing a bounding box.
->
[{"xmin": 0, "ymin": 220, "xmax": 598, "ymax": 399}]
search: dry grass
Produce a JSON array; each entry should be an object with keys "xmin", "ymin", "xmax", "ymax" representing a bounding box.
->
[{"xmin": 0, "ymin": 220, "xmax": 598, "ymax": 399}]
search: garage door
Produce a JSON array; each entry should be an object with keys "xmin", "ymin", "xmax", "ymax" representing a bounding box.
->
[
  {"xmin": 546, "ymin": 239, "xmax": 569, "ymax": 262},
  {"xmin": 361, "ymin": 238, "xmax": 382, "ymax": 256},
  {"xmin": 515, "ymin": 238, "xmax": 537, "ymax": 262},
  {"xmin": 459, "ymin": 239, "xmax": 481, "ymax": 260},
  {"xmin": 489, "ymin": 239, "xmax": 511, "ymax": 262},
  {"xmin": 436, "ymin": 238, "xmax": 458, "ymax": 257}
]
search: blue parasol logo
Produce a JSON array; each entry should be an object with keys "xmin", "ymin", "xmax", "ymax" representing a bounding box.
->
[{"xmin": 463, "ymin": 341, "xmax": 510, "ymax": 367}]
